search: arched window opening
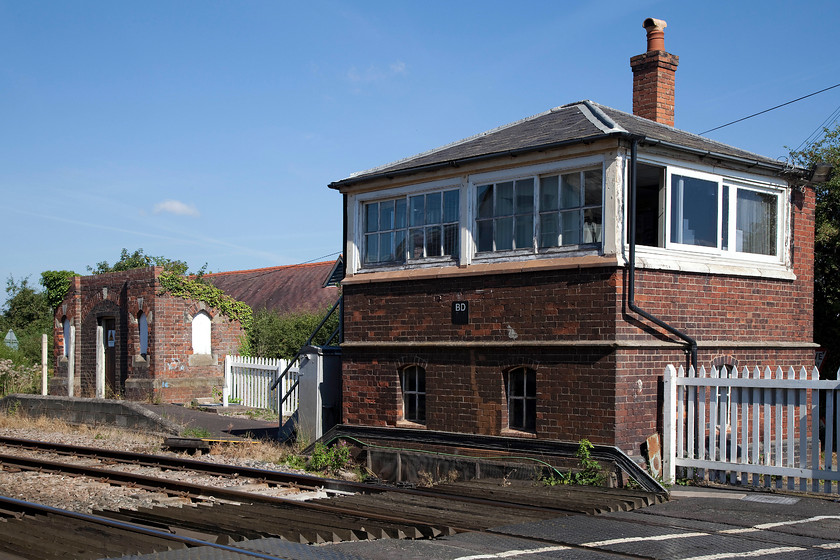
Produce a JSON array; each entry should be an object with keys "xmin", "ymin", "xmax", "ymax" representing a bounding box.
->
[
  {"xmin": 191, "ymin": 311, "xmax": 211, "ymax": 355},
  {"xmin": 138, "ymin": 312, "xmax": 148, "ymax": 357},
  {"xmin": 507, "ymin": 367, "xmax": 536, "ymax": 432},
  {"xmin": 62, "ymin": 317, "xmax": 71, "ymax": 358},
  {"xmin": 401, "ymin": 365, "xmax": 426, "ymax": 424}
]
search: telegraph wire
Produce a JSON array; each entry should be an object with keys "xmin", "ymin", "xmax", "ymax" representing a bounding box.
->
[
  {"xmin": 793, "ymin": 103, "xmax": 840, "ymax": 153},
  {"xmin": 698, "ymin": 82, "xmax": 840, "ymax": 136}
]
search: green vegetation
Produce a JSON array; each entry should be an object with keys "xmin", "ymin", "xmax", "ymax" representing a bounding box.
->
[
  {"xmin": 87, "ymin": 248, "xmax": 191, "ymax": 276},
  {"xmin": 306, "ymin": 440, "xmax": 351, "ymax": 474},
  {"xmin": 790, "ymin": 128, "xmax": 840, "ymax": 376},
  {"xmin": 181, "ymin": 427, "xmax": 212, "ymax": 439},
  {"xmin": 542, "ymin": 439, "xmax": 605, "ymax": 486},
  {"xmin": 157, "ymin": 272, "xmax": 253, "ymax": 334},
  {"xmin": 247, "ymin": 307, "xmax": 339, "ymax": 360}
]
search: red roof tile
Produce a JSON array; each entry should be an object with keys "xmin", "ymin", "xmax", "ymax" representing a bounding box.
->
[{"xmin": 203, "ymin": 261, "xmax": 339, "ymax": 315}]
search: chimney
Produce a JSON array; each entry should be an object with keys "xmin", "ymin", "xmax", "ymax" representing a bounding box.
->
[{"xmin": 630, "ymin": 18, "xmax": 679, "ymax": 126}]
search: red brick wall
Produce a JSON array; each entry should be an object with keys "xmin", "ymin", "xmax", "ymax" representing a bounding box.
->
[{"xmin": 52, "ymin": 268, "xmax": 245, "ymax": 403}]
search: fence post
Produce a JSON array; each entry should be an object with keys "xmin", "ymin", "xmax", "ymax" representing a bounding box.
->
[
  {"xmin": 663, "ymin": 364, "xmax": 677, "ymax": 485},
  {"xmin": 223, "ymin": 355, "xmax": 231, "ymax": 407},
  {"xmin": 41, "ymin": 334, "xmax": 48, "ymax": 396}
]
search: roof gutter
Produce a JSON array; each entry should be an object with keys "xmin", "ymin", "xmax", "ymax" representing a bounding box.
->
[{"xmin": 628, "ymin": 136, "xmax": 698, "ymax": 369}]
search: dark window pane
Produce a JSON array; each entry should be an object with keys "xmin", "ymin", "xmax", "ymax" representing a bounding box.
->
[
  {"xmin": 560, "ymin": 173, "xmax": 581, "ymax": 208},
  {"xmin": 443, "ymin": 224, "xmax": 458, "ymax": 257},
  {"xmin": 497, "ymin": 182, "xmax": 514, "ymax": 215},
  {"xmin": 477, "ymin": 185, "xmax": 493, "ymax": 219},
  {"xmin": 406, "ymin": 395, "xmax": 417, "ymax": 420},
  {"xmin": 425, "ymin": 192, "xmax": 442, "ymax": 224},
  {"xmin": 495, "ymin": 217, "xmax": 513, "ymax": 250},
  {"xmin": 379, "ymin": 232, "xmax": 393, "ymax": 262},
  {"xmin": 583, "ymin": 207, "xmax": 601, "ymax": 244},
  {"xmin": 409, "ymin": 228, "xmax": 424, "ymax": 259},
  {"xmin": 477, "ymin": 220, "xmax": 493, "ymax": 252},
  {"xmin": 721, "ymin": 185, "xmax": 729, "ymax": 251},
  {"xmin": 525, "ymin": 370, "xmax": 536, "ymax": 396},
  {"xmin": 515, "ymin": 214, "xmax": 533, "ymax": 250},
  {"xmin": 540, "ymin": 176, "xmax": 559, "ymax": 211},
  {"xmin": 515, "ymin": 178, "xmax": 534, "ymax": 214},
  {"xmin": 395, "ymin": 198, "xmax": 407, "ymax": 229},
  {"xmin": 670, "ymin": 175, "xmax": 717, "ymax": 247},
  {"xmin": 365, "ymin": 234, "xmax": 379, "ymax": 264},
  {"xmin": 417, "ymin": 371, "xmax": 426, "ymax": 392},
  {"xmin": 426, "ymin": 226, "xmax": 441, "ymax": 257},
  {"xmin": 560, "ymin": 211, "xmax": 580, "ymax": 245},
  {"xmin": 443, "ymin": 190, "xmax": 459, "ymax": 222},
  {"xmin": 524, "ymin": 399, "xmax": 536, "ymax": 432},
  {"xmin": 584, "ymin": 169, "xmax": 602, "ymax": 206},
  {"xmin": 509, "ymin": 370, "xmax": 523, "ymax": 397},
  {"xmin": 510, "ymin": 399, "xmax": 524, "ymax": 428},
  {"xmin": 379, "ymin": 200, "xmax": 395, "ymax": 231},
  {"xmin": 417, "ymin": 394, "xmax": 426, "ymax": 422},
  {"xmin": 410, "ymin": 195, "xmax": 425, "ymax": 227},
  {"xmin": 365, "ymin": 203, "xmax": 379, "ymax": 233},
  {"xmin": 540, "ymin": 213, "xmax": 559, "ymax": 248},
  {"xmin": 395, "ymin": 230, "xmax": 406, "ymax": 262}
]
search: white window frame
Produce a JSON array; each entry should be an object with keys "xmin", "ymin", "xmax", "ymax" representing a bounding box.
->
[
  {"xmin": 470, "ymin": 160, "xmax": 606, "ymax": 262},
  {"xmin": 630, "ymin": 155, "xmax": 792, "ymax": 279},
  {"xmin": 664, "ymin": 166, "xmax": 785, "ymax": 264}
]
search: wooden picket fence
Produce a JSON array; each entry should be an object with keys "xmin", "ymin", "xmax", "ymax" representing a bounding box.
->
[
  {"xmin": 223, "ymin": 355, "xmax": 298, "ymax": 417},
  {"xmin": 663, "ymin": 364, "xmax": 840, "ymax": 493}
]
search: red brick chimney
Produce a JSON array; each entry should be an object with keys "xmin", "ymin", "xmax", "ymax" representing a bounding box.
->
[{"xmin": 630, "ymin": 18, "xmax": 679, "ymax": 126}]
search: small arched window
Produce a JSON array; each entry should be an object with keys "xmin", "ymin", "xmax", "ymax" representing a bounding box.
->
[
  {"xmin": 138, "ymin": 312, "xmax": 148, "ymax": 357},
  {"xmin": 507, "ymin": 367, "xmax": 536, "ymax": 432},
  {"xmin": 401, "ymin": 365, "xmax": 426, "ymax": 424},
  {"xmin": 62, "ymin": 317, "xmax": 71, "ymax": 358},
  {"xmin": 191, "ymin": 311, "xmax": 211, "ymax": 355}
]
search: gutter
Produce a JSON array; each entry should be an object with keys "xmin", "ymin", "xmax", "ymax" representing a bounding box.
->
[{"xmin": 628, "ymin": 136, "xmax": 698, "ymax": 369}]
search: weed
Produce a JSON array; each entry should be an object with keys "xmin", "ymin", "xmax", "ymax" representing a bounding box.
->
[
  {"xmin": 182, "ymin": 427, "xmax": 212, "ymax": 439},
  {"xmin": 306, "ymin": 440, "xmax": 351, "ymax": 474},
  {"xmin": 541, "ymin": 439, "xmax": 604, "ymax": 487}
]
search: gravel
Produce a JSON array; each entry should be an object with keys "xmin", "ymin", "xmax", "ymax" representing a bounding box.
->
[{"xmin": 0, "ymin": 420, "xmax": 332, "ymax": 514}]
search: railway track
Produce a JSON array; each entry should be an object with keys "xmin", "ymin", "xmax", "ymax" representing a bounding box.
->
[{"xmin": 0, "ymin": 436, "xmax": 664, "ymax": 559}]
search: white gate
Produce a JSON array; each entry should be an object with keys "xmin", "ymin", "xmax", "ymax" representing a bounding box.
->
[
  {"xmin": 663, "ymin": 364, "xmax": 840, "ymax": 492},
  {"xmin": 223, "ymin": 355, "xmax": 299, "ymax": 417}
]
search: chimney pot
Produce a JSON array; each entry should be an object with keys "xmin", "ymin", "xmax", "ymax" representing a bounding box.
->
[{"xmin": 643, "ymin": 18, "xmax": 667, "ymax": 51}]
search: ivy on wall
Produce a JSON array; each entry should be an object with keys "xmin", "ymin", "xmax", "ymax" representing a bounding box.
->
[{"xmin": 157, "ymin": 273, "xmax": 254, "ymax": 335}]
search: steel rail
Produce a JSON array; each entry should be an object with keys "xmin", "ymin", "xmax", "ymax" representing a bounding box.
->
[
  {"xmin": 0, "ymin": 436, "xmax": 603, "ymax": 515},
  {"xmin": 0, "ymin": 494, "xmax": 291, "ymax": 560},
  {"xmin": 0, "ymin": 452, "xmax": 465, "ymax": 533}
]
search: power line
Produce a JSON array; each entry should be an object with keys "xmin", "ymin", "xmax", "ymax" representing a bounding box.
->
[
  {"xmin": 698, "ymin": 82, "xmax": 840, "ymax": 136},
  {"xmin": 793, "ymin": 103, "xmax": 840, "ymax": 153}
]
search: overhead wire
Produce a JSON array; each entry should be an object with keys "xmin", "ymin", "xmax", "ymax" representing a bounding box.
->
[
  {"xmin": 793, "ymin": 103, "xmax": 840, "ymax": 153},
  {"xmin": 697, "ymin": 82, "xmax": 840, "ymax": 136}
]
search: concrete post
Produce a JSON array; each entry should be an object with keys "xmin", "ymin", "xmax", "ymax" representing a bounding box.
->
[
  {"xmin": 68, "ymin": 326, "xmax": 75, "ymax": 397},
  {"xmin": 96, "ymin": 325, "xmax": 105, "ymax": 399},
  {"xmin": 41, "ymin": 334, "xmax": 48, "ymax": 395}
]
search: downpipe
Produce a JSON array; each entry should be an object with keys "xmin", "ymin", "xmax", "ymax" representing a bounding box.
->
[{"xmin": 627, "ymin": 137, "xmax": 698, "ymax": 370}]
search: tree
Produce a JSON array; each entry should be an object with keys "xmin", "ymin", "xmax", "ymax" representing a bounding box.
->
[
  {"xmin": 88, "ymin": 248, "xmax": 190, "ymax": 276},
  {"xmin": 790, "ymin": 126, "xmax": 840, "ymax": 377},
  {"xmin": 0, "ymin": 276, "xmax": 52, "ymax": 366},
  {"xmin": 40, "ymin": 270, "xmax": 78, "ymax": 311}
]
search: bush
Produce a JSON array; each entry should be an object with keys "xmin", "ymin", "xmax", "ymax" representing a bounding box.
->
[
  {"xmin": 247, "ymin": 307, "xmax": 339, "ymax": 359},
  {"xmin": 0, "ymin": 357, "xmax": 40, "ymax": 397}
]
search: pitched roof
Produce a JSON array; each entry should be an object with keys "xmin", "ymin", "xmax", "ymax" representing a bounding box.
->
[
  {"xmin": 329, "ymin": 100, "xmax": 791, "ymax": 189},
  {"xmin": 203, "ymin": 261, "xmax": 339, "ymax": 316}
]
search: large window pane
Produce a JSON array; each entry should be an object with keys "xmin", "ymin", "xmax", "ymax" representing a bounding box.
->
[
  {"xmin": 378, "ymin": 232, "xmax": 393, "ymax": 262},
  {"xmin": 410, "ymin": 195, "xmax": 425, "ymax": 227},
  {"xmin": 515, "ymin": 214, "xmax": 533, "ymax": 250},
  {"xmin": 540, "ymin": 175, "xmax": 559, "ymax": 212},
  {"xmin": 560, "ymin": 211, "xmax": 580, "ymax": 245},
  {"xmin": 560, "ymin": 173, "xmax": 581, "ymax": 208},
  {"xmin": 443, "ymin": 224, "xmax": 458, "ymax": 256},
  {"xmin": 395, "ymin": 198, "xmax": 407, "ymax": 229},
  {"xmin": 584, "ymin": 170, "xmax": 602, "ymax": 206},
  {"xmin": 670, "ymin": 175, "xmax": 717, "ymax": 248},
  {"xmin": 426, "ymin": 192, "xmax": 442, "ymax": 224},
  {"xmin": 443, "ymin": 190, "xmax": 459, "ymax": 222},
  {"xmin": 365, "ymin": 203, "xmax": 378, "ymax": 233},
  {"xmin": 426, "ymin": 226, "xmax": 442, "ymax": 257},
  {"xmin": 515, "ymin": 178, "xmax": 534, "ymax": 214},
  {"xmin": 737, "ymin": 189, "xmax": 777, "ymax": 256},
  {"xmin": 379, "ymin": 200, "xmax": 394, "ymax": 231},
  {"xmin": 477, "ymin": 220, "xmax": 493, "ymax": 252},
  {"xmin": 539, "ymin": 213, "xmax": 559, "ymax": 248},
  {"xmin": 410, "ymin": 228, "xmax": 424, "ymax": 259},
  {"xmin": 497, "ymin": 182, "xmax": 514, "ymax": 215},
  {"xmin": 365, "ymin": 234, "xmax": 379, "ymax": 264},
  {"xmin": 477, "ymin": 185, "xmax": 493, "ymax": 219},
  {"xmin": 583, "ymin": 207, "xmax": 602, "ymax": 244},
  {"xmin": 495, "ymin": 217, "xmax": 513, "ymax": 250}
]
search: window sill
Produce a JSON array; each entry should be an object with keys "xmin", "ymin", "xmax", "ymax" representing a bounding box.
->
[
  {"xmin": 344, "ymin": 254, "xmax": 620, "ymax": 284},
  {"xmin": 500, "ymin": 428, "xmax": 537, "ymax": 438},
  {"xmin": 632, "ymin": 246, "xmax": 795, "ymax": 281},
  {"xmin": 396, "ymin": 419, "xmax": 427, "ymax": 429}
]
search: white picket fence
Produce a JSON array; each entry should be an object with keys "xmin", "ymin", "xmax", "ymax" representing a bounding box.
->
[
  {"xmin": 223, "ymin": 355, "xmax": 299, "ymax": 417},
  {"xmin": 663, "ymin": 364, "xmax": 840, "ymax": 492}
]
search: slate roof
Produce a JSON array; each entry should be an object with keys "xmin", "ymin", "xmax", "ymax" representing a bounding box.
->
[
  {"xmin": 203, "ymin": 261, "xmax": 339, "ymax": 316},
  {"xmin": 329, "ymin": 100, "xmax": 791, "ymax": 189}
]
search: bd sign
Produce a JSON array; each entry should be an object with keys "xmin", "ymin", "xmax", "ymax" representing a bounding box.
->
[{"xmin": 452, "ymin": 301, "xmax": 468, "ymax": 325}]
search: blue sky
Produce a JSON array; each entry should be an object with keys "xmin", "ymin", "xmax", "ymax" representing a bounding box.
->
[{"xmin": 1, "ymin": 1, "xmax": 838, "ymax": 306}]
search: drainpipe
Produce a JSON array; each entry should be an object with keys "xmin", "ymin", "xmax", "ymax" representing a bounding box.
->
[{"xmin": 628, "ymin": 137, "xmax": 698, "ymax": 370}]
